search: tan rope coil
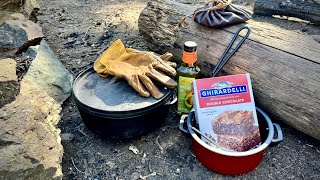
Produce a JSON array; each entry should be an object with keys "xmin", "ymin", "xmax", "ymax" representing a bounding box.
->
[{"xmin": 180, "ymin": 0, "xmax": 232, "ymax": 28}]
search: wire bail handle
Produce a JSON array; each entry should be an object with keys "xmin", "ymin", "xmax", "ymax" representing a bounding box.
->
[{"xmin": 212, "ymin": 26, "xmax": 251, "ymax": 77}]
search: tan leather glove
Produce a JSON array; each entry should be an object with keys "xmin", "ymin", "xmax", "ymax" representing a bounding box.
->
[{"xmin": 94, "ymin": 39, "xmax": 177, "ymax": 99}]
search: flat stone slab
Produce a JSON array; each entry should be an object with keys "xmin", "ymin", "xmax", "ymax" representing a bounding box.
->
[
  {"xmin": 0, "ymin": 58, "xmax": 17, "ymax": 81},
  {"xmin": 0, "ymin": 58, "xmax": 19, "ymax": 108}
]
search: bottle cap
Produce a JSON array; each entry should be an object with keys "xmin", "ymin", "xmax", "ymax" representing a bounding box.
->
[{"xmin": 184, "ymin": 41, "xmax": 197, "ymax": 52}]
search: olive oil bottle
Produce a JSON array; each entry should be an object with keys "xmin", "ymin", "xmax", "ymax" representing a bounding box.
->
[{"xmin": 177, "ymin": 41, "xmax": 201, "ymax": 115}]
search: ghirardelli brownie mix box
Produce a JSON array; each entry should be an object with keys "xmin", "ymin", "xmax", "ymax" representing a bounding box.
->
[{"xmin": 193, "ymin": 74, "xmax": 261, "ymax": 152}]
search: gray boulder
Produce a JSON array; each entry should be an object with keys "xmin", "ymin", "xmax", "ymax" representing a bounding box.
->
[
  {"xmin": 0, "ymin": 22, "xmax": 28, "ymax": 52},
  {"xmin": 0, "ymin": 20, "xmax": 44, "ymax": 54},
  {"xmin": 21, "ymin": 40, "xmax": 73, "ymax": 104},
  {"xmin": 6, "ymin": 20, "xmax": 44, "ymax": 46}
]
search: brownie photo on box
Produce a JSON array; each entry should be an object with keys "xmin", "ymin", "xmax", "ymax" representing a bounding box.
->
[
  {"xmin": 217, "ymin": 128, "xmax": 261, "ymax": 152},
  {"xmin": 212, "ymin": 110, "xmax": 261, "ymax": 152}
]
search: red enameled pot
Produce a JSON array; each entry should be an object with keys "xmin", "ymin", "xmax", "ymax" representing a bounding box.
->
[{"xmin": 180, "ymin": 107, "xmax": 283, "ymax": 175}]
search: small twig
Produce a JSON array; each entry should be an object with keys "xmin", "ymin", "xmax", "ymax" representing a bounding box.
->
[
  {"xmin": 310, "ymin": 174, "xmax": 320, "ymax": 178},
  {"xmin": 268, "ymin": 174, "xmax": 274, "ymax": 179},
  {"xmin": 71, "ymin": 157, "xmax": 85, "ymax": 174},
  {"xmin": 116, "ymin": 152, "xmax": 126, "ymax": 157},
  {"xmin": 77, "ymin": 129, "xmax": 87, "ymax": 136},
  {"xmin": 148, "ymin": 161, "xmax": 152, "ymax": 172},
  {"xmin": 1, "ymin": 1, "xmax": 12, "ymax": 6},
  {"xmin": 306, "ymin": 144, "xmax": 313, "ymax": 148},
  {"xmin": 280, "ymin": 164, "xmax": 293, "ymax": 171},
  {"xmin": 82, "ymin": 26, "xmax": 92, "ymax": 44},
  {"xmin": 139, "ymin": 172, "xmax": 157, "ymax": 180},
  {"xmin": 155, "ymin": 135, "xmax": 164, "ymax": 154},
  {"xmin": 129, "ymin": 145, "xmax": 139, "ymax": 155},
  {"xmin": 282, "ymin": 145, "xmax": 291, "ymax": 150},
  {"xmin": 153, "ymin": 155, "xmax": 166, "ymax": 160}
]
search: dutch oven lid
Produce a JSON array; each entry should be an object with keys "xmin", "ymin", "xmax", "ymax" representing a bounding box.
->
[{"xmin": 73, "ymin": 67, "xmax": 172, "ymax": 113}]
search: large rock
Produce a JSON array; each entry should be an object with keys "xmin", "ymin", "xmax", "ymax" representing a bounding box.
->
[
  {"xmin": 0, "ymin": 90, "xmax": 63, "ymax": 180},
  {"xmin": 0, "ymin": 0, "xmax": 39, "ymax": 23},
  {"xmin": 23, "ymin": 0, "xmax": 40, "ymax": 22},
  {"xmin": 0, "ymin": 58, "xmax": 19, "ymax": 108},
  {"xmin": 0, "ymin": 12, "xmax": 26, "ymax": 24},
  {"xmin": 20, "ymin": 40, "xmax": 73, "ymax": 104},
  {"xmin": 0, "ymin": 22, "xmax": 28, "ymax": 52},
  {"xmin": 0, "ymin": 20, "xmax": 44, "ymax": 53},
  {"xmin": 6, "ymin": 20, "xmax": 44, "ymax": 46}
]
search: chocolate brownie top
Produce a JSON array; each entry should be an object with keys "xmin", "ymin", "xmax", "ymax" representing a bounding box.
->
[{"xmin": 213, "ymin": 110, "xmax": 254, "ymax": 125}]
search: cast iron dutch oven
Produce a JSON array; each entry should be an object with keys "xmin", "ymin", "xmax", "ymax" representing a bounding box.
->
[
  {"xmin": 180, "ymin": 107, "xmax": 283, "ymax": 175},
  {"xmin": 73, "ymin": 67, "xmax": 177, "ymax": 139}
]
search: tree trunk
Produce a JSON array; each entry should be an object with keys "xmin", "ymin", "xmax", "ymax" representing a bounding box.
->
[
  {"xmin": 138, "ymin": 0, "xmax": 320, "ymax": 140},
  {"xmin": 254, "ymin": 0, "xmax": 320, "ymax": 24}
]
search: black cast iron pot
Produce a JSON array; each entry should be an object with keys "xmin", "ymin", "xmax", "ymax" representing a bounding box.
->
[{"xmin": 73, "ymin": 67, "xmax": 177, "ymax": 139}]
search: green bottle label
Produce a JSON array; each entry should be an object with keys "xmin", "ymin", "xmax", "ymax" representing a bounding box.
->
[{"xmin": 177, "ymin": 76, "xmax": 195, "ymax": 114}]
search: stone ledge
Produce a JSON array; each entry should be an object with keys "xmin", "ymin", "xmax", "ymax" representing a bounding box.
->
[
  {"xmin": 0, "ymin": 90, "xmax": 63, "ymax": 180},
  {"xmin": 0, "ymin": 58, "xmax": 19, "ymax": 108}
]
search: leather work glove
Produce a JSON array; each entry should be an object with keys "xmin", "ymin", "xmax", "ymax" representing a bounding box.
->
[{"xmin": 94, "ymin": 39, "xmax": 177, "ymax": 99}]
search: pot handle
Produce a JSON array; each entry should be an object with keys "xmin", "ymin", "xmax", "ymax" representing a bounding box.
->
[
  {"xmin": 165, "ymin": 94, "xmax": 177, "ymax": 106},
  {"xmin": 269, "ymin": 123, "xmax": 283, "ymax": 147},
  {"xmin": 179, "ymin": 114, "xmax": 189, "ymax": 133}
]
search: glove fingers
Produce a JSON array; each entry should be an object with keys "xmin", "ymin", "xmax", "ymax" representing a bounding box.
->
[
  {"xmin": 164, "ymin": 61, "xmax": 177, "ymax": 68},
  {"xmin": 126, "ymin": 48, "xmax": 141, "ymax": 53},
  {"xmin": 160, "ymin": 52, "xmax": 177, "ymax": 68},
  {"xmin": 154, "ymin": 61, "xmax": 177, "ymax": 77},
  {"xmin": 160, "ymin": 52, "xmax": 173, "ymax": 61},
  {"xmin": 139, "ymin": 75, "xmax": 164, "ymax": 99},
  {"xmin": 151, "ymin": 55, "xmax": 177, "ymax": 76},
  {"xmin": 145, "ymin": 52, "xmax": 176, "ymax": 76},
  {"xmin": 124, "ymin": 75, "xmax": 150, "ymax": 97},
  {"xmin": 147, "ymin": 68, "xmax": 177, "ymax": 89}
]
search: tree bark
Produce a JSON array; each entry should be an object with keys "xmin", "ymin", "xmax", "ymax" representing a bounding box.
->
[
  {"xmin": 254, "ymin": 0, "xmax": 320, "ymax": 24},
  {"xmin": 138, "ymin": 0, "xmax": 320, "ymax": 140}
]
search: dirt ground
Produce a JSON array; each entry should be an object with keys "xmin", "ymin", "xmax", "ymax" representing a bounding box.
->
[{"xmin": 36, "ymin": 0, "xmax": 320, "ymax": 179}]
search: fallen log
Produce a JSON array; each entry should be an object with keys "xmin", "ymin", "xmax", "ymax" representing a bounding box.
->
[
  {"xmin": 254, "ymin": 0, "xmax": 320, "ymax": 24},
  {"xmin": 138, "ymin": 0, "xmax": 320, "ymax": 140}
]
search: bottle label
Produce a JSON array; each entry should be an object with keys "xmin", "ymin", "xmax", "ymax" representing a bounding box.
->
[
  {"xmin": 182, "ymin": 51, "xmax": 197, "ymax": 66},
  {"xmin": 177, "ymin": 76, "xmax": 195, "ymax": 114}
]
